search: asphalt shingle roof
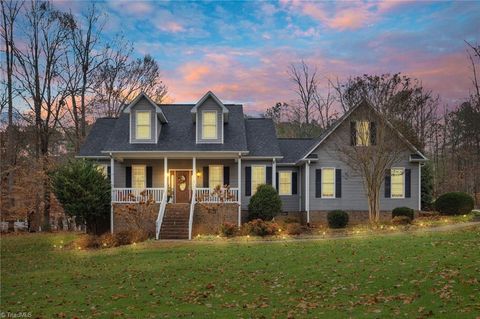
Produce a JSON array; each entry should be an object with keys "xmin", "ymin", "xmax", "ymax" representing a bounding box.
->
[
  {"xmin": 244, "ymin": 118, "xmax": 282, "ymax": 157},
  {"xmin": 277, "ymin": 138, "xmax": 318, "ymax": 163},
  {"xmin": 78, "ymin": 118, "xmax": 117, "ymax": 157}
]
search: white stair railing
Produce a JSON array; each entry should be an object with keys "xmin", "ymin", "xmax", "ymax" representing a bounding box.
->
[
  {"xmin": 155, "ymin": 191, "xmax": 168, "ymax": 240},
  {"xmin": 188, "ymin": 195, "xmax": 196, "ymax": 240}
]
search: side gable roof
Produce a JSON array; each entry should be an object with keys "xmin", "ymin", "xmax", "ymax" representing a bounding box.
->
[
  {"xmin": 77, "ymin": 118, "xmax": 117, "ymax": 158},
  {"xmin": 123, "ymin": 92, "xmax": 168, "ymax": 123},
  {"xmin": 244, "ymin": 118, "xmax": 282, "ymax": 158},
  {"xmin": 278, "ymin": 138, "xmax": 318, "ymax": 164},
  {"xmin": 300, "ymin": 99, "xmax": 427, "ymax": 162}
]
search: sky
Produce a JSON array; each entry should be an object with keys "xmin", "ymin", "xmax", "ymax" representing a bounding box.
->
[{"xmin": 59, "ymin": 0, "xmax": 479, "ymax": 115}]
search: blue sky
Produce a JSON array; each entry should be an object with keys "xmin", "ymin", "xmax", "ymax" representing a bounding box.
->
[{"xmin": 59, "ymin": 0, "xmax": 480, "ymax": 114}]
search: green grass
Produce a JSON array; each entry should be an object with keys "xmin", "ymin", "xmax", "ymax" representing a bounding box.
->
[{"xmin": 1, "ymin": 228, "xmax": 480, "ymax": 318}]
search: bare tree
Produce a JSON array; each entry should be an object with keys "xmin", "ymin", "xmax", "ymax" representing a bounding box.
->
[
  {"xmin": 13, "ymin": 1, "xmax": 72, "ymax": 229},
  {"xmin": 1, "ymin": 0, "xmax": 22, "ymax": 213},
  {"xmin": 313, "ymin": 81, "xmax": 338, "ymax": 129},
  {"xmin": 92, "ymin": 38, "xmax": 168, "ymax": 118},
  {"xmin": 332, "ymin": 101, "xmax": 408, "ymax": 224},
  {"xmin": 288, "ymin": 60, "xmax": 317, "ymax": 126}
]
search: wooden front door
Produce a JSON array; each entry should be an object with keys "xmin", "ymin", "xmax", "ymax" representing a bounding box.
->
[{"xmin": 175, "ymin": 171, "xmax": 191, "ymax": 203}]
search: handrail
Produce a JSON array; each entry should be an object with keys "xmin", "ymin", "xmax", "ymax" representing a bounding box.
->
[
  {"xmin": 195, "ymin": 187, "xmax": 239, "ymax": 203},
  {"xmin": 188, "ymin": 195, "xmax": 196, "ymax": 240},
  {"xmin": 155, "ymin": 190, "xmax": 168, "ymax": 240},
  {"xmin": 112, "ymin": 188, "xmax": 164, "ymax": 203}
]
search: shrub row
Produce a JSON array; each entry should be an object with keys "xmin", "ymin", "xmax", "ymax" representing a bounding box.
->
[{"xmin": 74, "ymin": 230, "xmax": 148, "ymax": 249}]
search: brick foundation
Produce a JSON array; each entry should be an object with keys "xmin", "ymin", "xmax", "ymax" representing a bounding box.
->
[
  {"xmin": 112, "ymin": 203, "xmax": 160, "ymax": 235},
  {"xmin": 192, "ymin": 203, "xmax": 239, "ymax": 236}
]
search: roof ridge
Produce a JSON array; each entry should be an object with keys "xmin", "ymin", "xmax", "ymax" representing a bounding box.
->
[{"xmin": 278, "ymin": 137, "xmax": 314, "ymax": 140}]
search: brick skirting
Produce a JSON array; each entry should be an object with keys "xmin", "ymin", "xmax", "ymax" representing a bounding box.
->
[
  {"xmin": 192, "ymin": 203, "xmax": 239, "ymax": 236},
  {"xmin": 112, "ymin": 203, "xmax": 159, "ymax": 235}
]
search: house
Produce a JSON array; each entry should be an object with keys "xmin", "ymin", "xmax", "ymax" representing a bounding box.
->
[{"xmin": 78, "ymin": 91, "xmax": 427, "ymax": 239}]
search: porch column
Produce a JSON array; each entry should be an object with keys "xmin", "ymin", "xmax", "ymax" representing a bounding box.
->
[
  {"xmin": 272, "ymin": 158, "xmax": 277, "ymax": 190},
  {"xmin": 305, "ymin": 161, "xmax": 310, "ymax": 224},
  {"xmin": 237, "ymin": 155, "xmax": 242, "ymax": 228},
  {"xmin": 192, "ymin": 157, "xmax": 196, "ymax": 202},
  {"xmin": 418, "ymin": 163, "xmax": 422, "ymax": 211},
  {"xmin": 110, "ymin": 155, "xmax": 114, "ymax": 234},
  {"xmin": 164, "ymin": 157, "xmax": 168, "ymax": 192}
]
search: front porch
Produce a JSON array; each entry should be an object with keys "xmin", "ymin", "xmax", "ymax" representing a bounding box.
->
[{"xmin": 109, "ymin": 156, "xmax": 244, "ymax": 239}]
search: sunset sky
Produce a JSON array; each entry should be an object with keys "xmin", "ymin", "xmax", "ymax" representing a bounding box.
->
[{"xmin": 62, "ymin": 0, "xmax": 479, "ymax": 114}]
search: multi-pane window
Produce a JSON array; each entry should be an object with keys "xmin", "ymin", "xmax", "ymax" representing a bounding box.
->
[
  {"xmin": 356, "ymin": 121, "xmax": 370, "ymax": 146},
  {"xmin": 251, "ymin": 166, "xmax": 266, "ymax": 195},
  {"xmin": 136, "ymin": 111, "xmax": 151, "ymax": 139},
  {"xmin": 391, "ymin": 168, "xmax": 404, "ymax": 198},
  {"xmin": 209, "ymin": 165, "xmax": 223, "ymax": 189},
  {"xmin": 279, "ymin": 171, "xmax": 292, "ymax": 195},
  {"xmin": 322, "ymin": 168, "xmax": 335, "ymax": 198},
  {"xmin": 202, "ymin": 111, "xmax": 217, "ymax": 139},
  {"xmin": 96, "ymin": 164, "xmax": 108, "ymax": 177},
  {"xmin": 132, "ymin": 165, "xmax": 146, "ymax": 189}
]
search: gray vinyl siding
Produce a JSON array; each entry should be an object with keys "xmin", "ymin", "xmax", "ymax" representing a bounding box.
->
[
  {"xmin": 277, "ymin": 166, "xmax": 300, "ymax": 212},
  {"xmin": 129, "ymin": 97, "xmax": 160, "ymax": 143},
  {"xmin": 196, "ymin": 97, "xmax": 223, "ymax": 143},
  {"xmin": 306, "ymin": 104, "xmax": 420, "ymax": 212},
  {"xmin": 196, "ymin": 159, "xmax": 238, "ymax": 188},
  {"xmin": 113, "ymin": 159, "xmax": 165, "ymax": 188}
]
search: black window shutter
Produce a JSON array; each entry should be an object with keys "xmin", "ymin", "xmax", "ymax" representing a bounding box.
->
[
  {"xmin": 146, "ymin": 166, "xmax": 153, "ymax": 188},
  {"xmin": 203, "ymin": 166, "xmax": 209, "ymax": 187},
  {"xmin": 315, "ymin": 169, "xmax": 322, "ymax": 198},
  {"xmin": 223, "ymin": 166, "xmax": 230, "ymax": 186},
  {"xmin": 107, "ymin": 166, "xmax": 111, "ymax": 182},
  {"xmin": 245, "ymin": 166, "xmax": 251, "ymax": 196},
  {"xmin": 370, "ymin": 122, "xmax": 376, "ymax": 145},
  {"xmin": 126, "ymin": 166, "xmax": 132, "ymax": 188},
  {"xmin": 405, "ymin": 169, "xmax": 411, "ymax": 198},
  {"xmin": 335, "ymin": 169, "xmax": 342, "ymax": 198},
  {"xmin": 266, "ymin": 166, "xmax": 272, "ymax": 185},
  {"xmin": 292, "ymin": 172, "xmax": 298, "ymax": 195},
  {"xmin": 275, "ymin": 172, "xmax": 279, "ymax": 191},
  {"xmin": 350, "ymin": 121, "xmax": 357, "ymax": 146},
  {"xmin": 385, "ymin": 169, "xmax": 391, "ymax": 198}
]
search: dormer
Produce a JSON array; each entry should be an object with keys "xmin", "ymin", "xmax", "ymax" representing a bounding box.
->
[
  {"xmin": 124, "ymin": 92, "xmax": 168, "ymax": 144},
  {"xmin": 191, "ymin": 91, "xmax": 229, "ymax": 144}
]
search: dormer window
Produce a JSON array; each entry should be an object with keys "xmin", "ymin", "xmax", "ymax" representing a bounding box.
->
[
  {"xmin": 202, "ymin": 111, "xmax": 217, "ymax": 139},
  {"xmin": 136, "ymin": 111, "xmax": 151, "ymax": 139}
]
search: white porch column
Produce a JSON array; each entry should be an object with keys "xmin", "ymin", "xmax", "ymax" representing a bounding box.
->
[
  {"xmin": 110, "ymin": 155, "xmax": 114, "ymax": 234},
  {"xmin": 164, "ymin": 157, "xmax": 168, "ymax": 191},
  {"xmin": 305, "ymin": 161, "xmax": 310, "ymax": 224},
  {"xmin": 418, "ymin": 163, "xmax": 422, "ymax": 211},
  {"xmin": 237, "ymin": 155, "xmax": 242, "ymax": 228},
  {"xmin": 272, "ymin": 158, "xmax": 277, "ymax": 190},
  {"xmin": 192, "ymin": 157, "xmax": 197, "ymax": 202}
]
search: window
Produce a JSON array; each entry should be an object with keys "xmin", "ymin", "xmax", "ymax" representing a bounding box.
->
[
  {"xmin": 251, "ymin": 166, "xmax": 266, "ymax": 195},
  {"xmin": 279, "ymin": 171, "xmax": 292, "ymax": 195},
  {"xmin": 322, "ymin": 168, "xmax": 335, "ymax": 198},
  {"xmin": 209, "ymin": 165, "xmax": 223, "ymax": 189},
  {"xmin": 136, "ymin": 111, "xmax": 151, "ymax": 139},
  {"xmin": 132, "ymin": 165, "xmax": 146, "ymax": 189},
  {"xmin": 356, "ymin": 121, "xmax": 370, "ymax": 146},
  {"xmin": 202, "ymin": 111, "xmax": 217, "ymax": 139},
  {"xmin": 96, "ymin": 164, "xmax": 108, "ymax": 177},
  {"xmin": 391, "ymin": 168, "xmax": 404, "ymax": 198}
]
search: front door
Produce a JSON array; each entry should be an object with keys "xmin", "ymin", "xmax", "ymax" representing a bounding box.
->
[{"xmin": 175, "ymin": 170, "xmax": 191, "ymax": 203}]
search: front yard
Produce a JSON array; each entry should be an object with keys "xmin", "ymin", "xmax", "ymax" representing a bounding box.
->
[{"xmin": 1, "ymin": 226, "xmax": 479, "ymax": 318}]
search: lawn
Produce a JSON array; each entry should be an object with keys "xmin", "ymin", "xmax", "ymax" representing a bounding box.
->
[{"xmin": 1, "ymin": 227, "xmax": 479, "ymax": 318}]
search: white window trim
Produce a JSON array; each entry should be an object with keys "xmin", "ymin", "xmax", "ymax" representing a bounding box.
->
[
  {"xmin": 208, "ymin": 165, "xmax": 224, "ymax": 189},
  {"xmin": 390, "ymin": 167, "xmax": 405, "ymax": 199},
  {"xmin": 321, "ymin": 167, "xmax": 336, "ymax": 199},
  {"xmin": 135, "ymin": 110, "xmax": 152, "ymax": 140},
  {"xmin": 132, "ymin": 164, "xmax": 146, "ymax": 189},
  {"xmin": 251, "ymin": 165, "xmax": 266, "ymax": 195},
  {"xmin": 202, "ymin": 110, "xmax": 218, "ymax": 140},
  {"xmin": 278, "ymin": 170, "xmax": 292, "ymax": 196}
]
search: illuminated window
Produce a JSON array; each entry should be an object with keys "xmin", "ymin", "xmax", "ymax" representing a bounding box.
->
[
  {"xmin": 279, "ymin": 171, "xmax": 292, "ymax": 195},
  {"xmin": 322, "ymin": 168, "xmax": 335, "ymax": 198},
  {"xmin": 391, "ymin": 168, "xmax": 404, "ymax": 198},
  {"xmin": 209, "ymin": 165, "xmax": 223, "ymax": 189},
  {"xmin": 96, "ymin": 164, "xmax": 108, "ymax": 177},
  {"xmin": 136, "ymin": 111, "xmax": 151, "ymax": 139},
  {"xmin": 132, "ymin": 165, "xmax": 146, "ymax": 189},
  {"xmin": 251, "ymin": 166, "xmax": 266, "ymax": 195},
  {"xmin": 202, "ymin": 111, "xmax": 217, "ymax": 139},
  {"xmin": 356, "ymin": 121, "xmax": 370, "ymax": 146}
]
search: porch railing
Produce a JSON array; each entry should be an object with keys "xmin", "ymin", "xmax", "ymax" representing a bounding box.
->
[
  {"xmin": 195, "ymin": 187, "xmax": 239, "ymax": 203},
  {"xmin": 112, "ymin": 188, "xmax": 165, "ymax": 203},
  {"xmin": 155, "ymin": 190, "xmax": 168, "ymax": 240}
]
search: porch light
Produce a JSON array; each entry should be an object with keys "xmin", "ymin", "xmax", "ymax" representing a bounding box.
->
[{"xmin": 196, "ymin": 171, "xmax": 201, "ymax": 177}]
